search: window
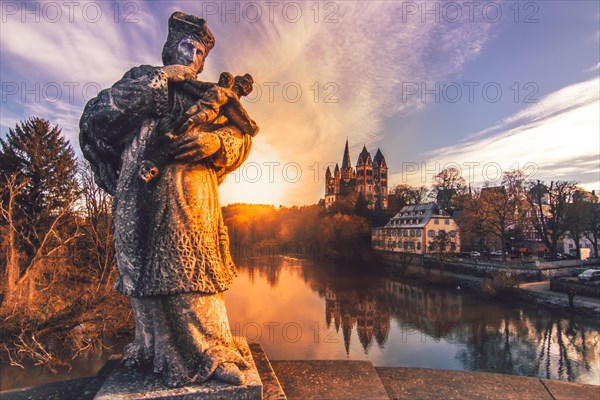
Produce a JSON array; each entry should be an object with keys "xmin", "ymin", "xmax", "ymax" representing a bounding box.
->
[
  {"xmin": 444, "ymin": 219, "xmax": 449, "ymax": 225},
  {"xmin": 416, "ymin": 242, "xmax": 421, "ymax": 250},
  {"xmin": 428, "ymin": 230, "xmax": 435, "ymax": 238},
  {"xmin": 410, "ymin": 230, "xmax": 415, "ymax": 237},
  {"xmin": 449, "ymin": 230, "xmax": 456, "ymax": 238},
  {"xmin": 434, "ymin": 219, "xmax": 439, "ymax": 225},
  {"xmin": 416, "ymin": 230, "xmax": 422, "ymax": 237}
]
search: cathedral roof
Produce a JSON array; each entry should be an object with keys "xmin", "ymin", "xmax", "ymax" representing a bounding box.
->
[
  {"xmin": 357, "ymin": 146, "xmax": 371, "ymax": 165},
  {"xmin": 373, "ymin": 148, "xmax": 386, "ymax": 167},
  {"xmin": 341, "ymin": 139, "xmax": 352, "ymax": 170}
]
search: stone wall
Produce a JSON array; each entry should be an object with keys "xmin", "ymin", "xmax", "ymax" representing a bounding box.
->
[{"xmin": 375, "ymin": 250, "xmax": 600, "ymax": 282}]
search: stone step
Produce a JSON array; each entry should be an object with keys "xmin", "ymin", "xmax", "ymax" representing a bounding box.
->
[
  {"xmin": 248, "ymin": 343, "xmax": 286, "ymax": 400},
  {"xmin": 2, "ymin": 354, "xmax": 599, "ymax": 399},
  {"xmin": 270, "ymin": 360, "xmax": 389, "ymax": 400},
  {"xmin": 375, "ymin": 367, "xmax": 600, "ymax": 400}
]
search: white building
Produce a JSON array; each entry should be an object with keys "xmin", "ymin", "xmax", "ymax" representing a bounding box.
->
[{"xmin": 372, "ymin": 203, "xmax": 461, "ymax": 254}]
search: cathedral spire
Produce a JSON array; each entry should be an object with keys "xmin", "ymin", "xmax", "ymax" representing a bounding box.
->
[{"xmin": 341, "ymin": 139, "xmax": 351, "ymax": 171}]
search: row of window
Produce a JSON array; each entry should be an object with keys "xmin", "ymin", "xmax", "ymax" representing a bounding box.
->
[
  {"xmin": 391, "ymin": 219, "xmax": 422, "ymax": 226},
  {"xmin": 433, "ymin": 219, "xmax": 450, "ymax": 225},
  {"xmin": 399, "ymin": 210, "xmax": 425, "ymax": 217},
  {"xmin": 374, "ymin": 228, "xmax": 422, "ymax": 237},
  {"xmin": 373, "ymin": 228, "xmax": 456, "ymax": 239},
  {"xmin": 426, "ymin": 229, "xmax": 457, "ymax": 238},
  {"xmin": 373, "ymin": 240, "xmax": 422, "ymax": 251}
]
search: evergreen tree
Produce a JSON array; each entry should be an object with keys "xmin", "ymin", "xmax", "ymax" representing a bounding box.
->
[{"xmin": 0, "ymin": 117, "xmax": 79, "ymax": 253}]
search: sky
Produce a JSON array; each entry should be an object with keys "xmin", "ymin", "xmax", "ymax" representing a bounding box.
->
[{"xmin": 1, "ymin": 0, "xmax": 598, "ymax": 206}]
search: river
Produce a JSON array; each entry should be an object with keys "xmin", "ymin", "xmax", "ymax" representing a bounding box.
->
[{"xmin": 1, "ymin": 256, "xmax": 599, "ymax": 390}]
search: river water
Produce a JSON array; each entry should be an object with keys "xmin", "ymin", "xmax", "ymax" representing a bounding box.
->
[{"xmin": 1, "ymin": 256, "xmax": 599, "ymax": 390}]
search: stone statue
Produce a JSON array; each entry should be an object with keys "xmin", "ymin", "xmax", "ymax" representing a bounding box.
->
[{"xmin": 79, "ymin": 12, "xmax": 259, "ymax": 388}]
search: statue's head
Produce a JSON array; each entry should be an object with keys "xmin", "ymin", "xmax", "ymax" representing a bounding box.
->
[{"xmin": 162, "ymin": 12, "xmax": 215, "ymax": 75}]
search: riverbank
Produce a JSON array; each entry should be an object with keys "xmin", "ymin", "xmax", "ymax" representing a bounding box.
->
[
  {"xmin": 376, "ymin": 251, "xmax": 600, "ymax": 317},
  {"xmin": 1, "ymin": 343, "xmax": 598, "ymax": 399}
]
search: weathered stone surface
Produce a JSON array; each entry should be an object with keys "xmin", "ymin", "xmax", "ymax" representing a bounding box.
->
[
  {"xmin": 376, "ymin": 367, "xmax": 553, "ymax": 400},
  {"xmin": 248, "ymin": 343, "xmax": 286, "ymax": 400},
  {"xmin": 78, "ymin": 11, "xmax": 259, "ymax": 388},
  {"xmin": 270, "ymin": 360, "xmax": 389, "ymax": 400},
  {"xmin": 94, "ymin": 338, "xmax": 262, "ymax": 400},
  {"xmin": 542, "ymin": 379, "xmax": 600, "ymax": 400}
]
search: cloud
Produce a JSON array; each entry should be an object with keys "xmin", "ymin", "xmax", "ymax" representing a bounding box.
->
[
  {"xmin": 410, "ymin": 78, "xmax": 600, "ymax": 191},
  {"xmin": 1, "ymin": 2, "xmax": 498, "ymax": 205}
]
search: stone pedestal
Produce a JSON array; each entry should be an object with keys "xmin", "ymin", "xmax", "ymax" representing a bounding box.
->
[{"xmin": 94, "ymin": 338, "xmax": 262, "ymax": 400}]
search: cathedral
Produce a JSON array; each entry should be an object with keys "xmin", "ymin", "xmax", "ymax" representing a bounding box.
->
[{"xmin": 324, "ymin": 140, "xmax": 388, "ymax": 209}]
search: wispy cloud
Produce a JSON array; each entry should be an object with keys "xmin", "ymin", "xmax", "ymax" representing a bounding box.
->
[{"xmin": 409, "ymin": 78, "xmax": 600, "ymax": 191}]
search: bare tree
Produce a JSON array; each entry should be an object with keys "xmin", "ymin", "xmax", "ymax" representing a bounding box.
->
[
  {"xmin": 583, "ymin": 203, "xmax": 600, "ymax": 258},
  {"xmin": 77, "ymin": 162, "xmax": 115, "ymax": 295},
  {"xmin": 0, "ymin": 173, "xmax": 28, "ymax": 307},
  {"xmin": 527, "ymin": 180, "xmax": 577, "ymax": 261},
  {"xmin": 457, "ymin": 189, "xmax": 493, "ymax": 253},
  {"xmin": 564, "ymin": 190, "xmax": 590, "ymax": 258},
  {"xmin": 481, "ymin": 171, "xmax": 527, "ymax": 261},
  {"xmin": 431, "ymin": 167, "xmax": 467, "ymax": 212}
]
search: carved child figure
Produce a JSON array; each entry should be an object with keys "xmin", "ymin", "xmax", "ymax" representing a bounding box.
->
[{"xmin": 139, "ymin": 72, "xmax": 256, "ymax": 183}]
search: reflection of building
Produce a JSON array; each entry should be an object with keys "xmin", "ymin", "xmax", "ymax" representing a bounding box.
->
[
  {"xmin": 324, "ymin": 140, "xmax": 388, "ymax": 209},
  {"xmin": 382, "ymin": 281, "xmax": 463, "ymax": 339},
  {"xmin": 325, "ymin": 286, "xmax": 390, "ymax": 354},
  {"xmin": 372, "ymin": 203, "xmax": 461, "ymax": 254}
]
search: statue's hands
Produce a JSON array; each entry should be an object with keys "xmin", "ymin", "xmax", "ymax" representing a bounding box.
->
[
  {"xmin": 160, "ymin": 65, "xmax": 197, "ymax": 82},
  {"xmin": 170, "ymin": 131, "xmax": 221, "ymax": 162}
]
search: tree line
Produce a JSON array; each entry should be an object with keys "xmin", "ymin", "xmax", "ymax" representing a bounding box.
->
[{"xmin": 392, "ymin": 166, "xmax": 599, "ymax": 261}]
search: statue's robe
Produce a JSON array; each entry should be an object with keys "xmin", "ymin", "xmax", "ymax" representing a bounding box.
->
[{"xmin": 80, "ymin": 65, "xmax": 251, "ymax": 297}]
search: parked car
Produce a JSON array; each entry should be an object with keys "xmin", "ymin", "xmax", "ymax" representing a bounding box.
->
[
  {"xmin": 458, "ymin": 252, "xmax": 471, "ymax": 259},
  {"xmin": 544, "ymin": 252, "xmax": 567, "ymax": 261},
  {"xmin": 560, "ymin": 253, "xmax": 578, "ymax": 260},
  {"xmin": 490, "ymin": 251, "xmax": 507, "ymax": 256},
  {"xmin": 469, "ymin": 251, "xmax": 481, "ymax": 258},
  {"xmin": 577, "ymin": 269, "xmax": 600, "ymax": 282}
]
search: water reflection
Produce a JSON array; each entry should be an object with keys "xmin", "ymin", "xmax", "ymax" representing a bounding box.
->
[
  {"xmin": 2, "ymin": 256, "xmax": 598, "ymax": 390},
  {"xmin": 324, "ymin": 287, "xmax": 391, "ymax": 354},
  {"xmin": 226, "ymin": 256, "xmax": 599, "ymax": 385}
]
